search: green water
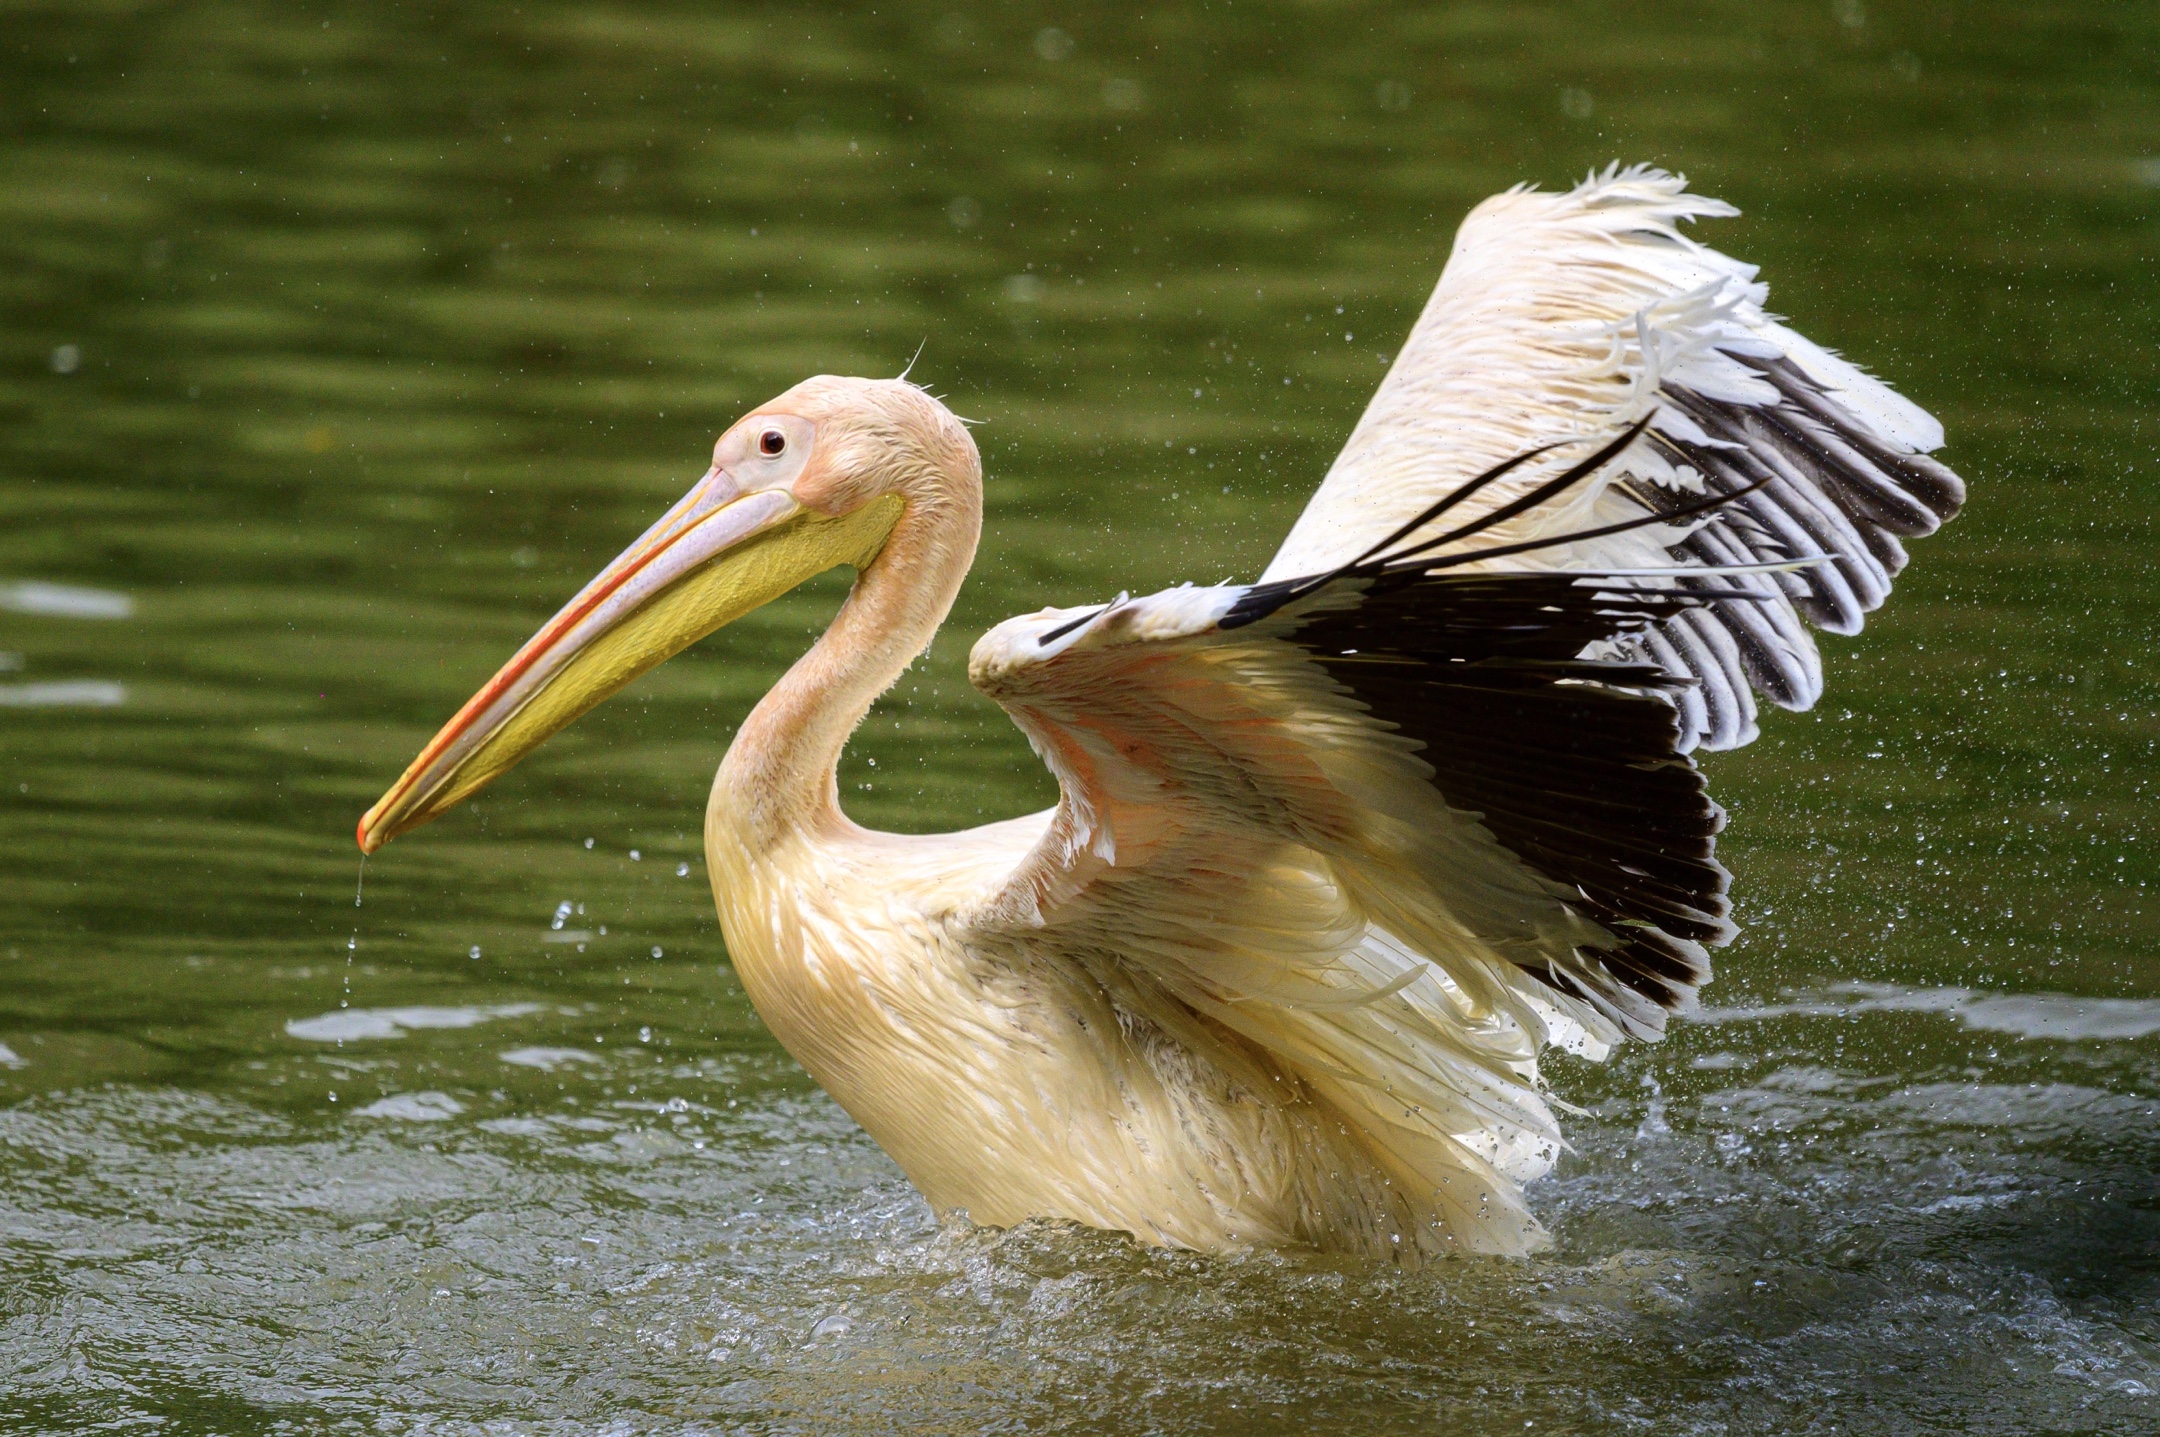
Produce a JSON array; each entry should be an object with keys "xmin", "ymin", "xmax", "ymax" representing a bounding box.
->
[{"xmin": 3, "ymin": 1, "xmax": 2157, "ymax": 1431}]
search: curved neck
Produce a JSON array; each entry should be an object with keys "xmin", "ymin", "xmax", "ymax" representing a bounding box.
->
[{"xmin": 713, "ymin": 488, "xmax": 979, "ymax": 850}]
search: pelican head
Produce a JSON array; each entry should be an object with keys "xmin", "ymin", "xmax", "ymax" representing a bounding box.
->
[{"xmin": 357, "ymin": 374, "xmax": 978, "ymax": 853}]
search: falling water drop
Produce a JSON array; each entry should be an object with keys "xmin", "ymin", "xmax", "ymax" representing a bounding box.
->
[{"xmin": 343, "ymin": 855, "xmax": 364, "ymax": 1011}]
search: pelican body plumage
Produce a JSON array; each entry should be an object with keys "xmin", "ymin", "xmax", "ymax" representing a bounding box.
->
[{"xmin": 359, "ymin": 168, "xmax": 1965, "ymax": 1260}]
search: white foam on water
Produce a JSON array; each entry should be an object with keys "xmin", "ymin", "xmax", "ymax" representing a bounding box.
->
[
  {"xmin": 0, "ymin": 1041, "xmax": 24, "ymax": 1069},
  {"xmin": 0, "ymin": 581, "xmax": 133, "ymax": 619},
  {"xmin": 353, "ymin": 1092, "xmax": 464, "ymax": 1121},
  {"xmin": 1698, "ymin": 982, "xmax": 2160, "ymax": 1042},
  {"xmin": 499, "ymin": 1046, "xmax": 601, "ymax": 1071},
  {"xmin": 285, "ymin": 1003, "xmax": 543, "ymax": 1042},
  {"xmin": 0, "ymin": 680, "xmax": 126, "ymax": 707}
]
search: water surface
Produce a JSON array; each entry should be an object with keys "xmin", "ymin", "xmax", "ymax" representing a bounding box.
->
[{"xmin": 3, "ymin": 2, "xmax": 2158, "ymax": 1431}]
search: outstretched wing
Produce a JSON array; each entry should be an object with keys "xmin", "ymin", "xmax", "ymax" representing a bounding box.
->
[
  {"xmin": 962, "ymin": 527, "xmax": 1742, "ymax": 1250},
  {"xmin": 956, "ymin": 168, "xmax": 1966, "ymax": 1251},
  {"xmin": 1266, "ymin": 164, "xmax": 1965, "ymax": 751}
]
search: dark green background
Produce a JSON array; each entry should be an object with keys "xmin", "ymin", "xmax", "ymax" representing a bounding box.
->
[{"xmin": 2, "ymin": 3, "xmax": 2156, "ymax": 1432}]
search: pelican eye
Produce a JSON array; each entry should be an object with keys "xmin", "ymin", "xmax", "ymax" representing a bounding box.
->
[{"xmin": 758, "ymin": 429, "xmax": 787, "ymax": 457}]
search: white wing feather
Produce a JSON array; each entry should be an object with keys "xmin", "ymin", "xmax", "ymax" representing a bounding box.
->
[{"xmin": 1265, "ymin": 165, "xmax": 1964, "ymax": 751}]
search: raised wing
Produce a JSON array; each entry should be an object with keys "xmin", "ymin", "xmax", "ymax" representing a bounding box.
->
[
  {"xmin": 1267, "ymin": 164, "xmax": 1965, "ymax": 751},
  {"xmin": 963, "ymin": 518, "xmax": 1746, "ymax": 1253}
]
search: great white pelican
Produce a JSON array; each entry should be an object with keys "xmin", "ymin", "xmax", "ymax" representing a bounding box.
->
[{"xmin": 359, "ymin": 168, "xmax": 1964, "ymax": 1259}]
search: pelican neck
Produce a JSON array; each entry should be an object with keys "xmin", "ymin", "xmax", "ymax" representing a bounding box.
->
[{"xmin": 712, "ymin": 489, "xmax": 979, "ymax": 851}]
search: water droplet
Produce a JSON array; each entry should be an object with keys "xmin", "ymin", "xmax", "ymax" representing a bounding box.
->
[{"xmin": 469, "ymin": 945, "xmax": 481, "ymax": 960}]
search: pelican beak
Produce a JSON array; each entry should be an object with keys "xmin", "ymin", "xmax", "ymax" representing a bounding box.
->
[{"xmin": 357, "ymin": 473, "xmax": 903, "ymax": 852}]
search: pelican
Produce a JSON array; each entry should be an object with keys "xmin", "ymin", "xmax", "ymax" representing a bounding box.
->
[{"xmin": 359, "ymin": 167, "xmax": 1964, "ymax": 1260}]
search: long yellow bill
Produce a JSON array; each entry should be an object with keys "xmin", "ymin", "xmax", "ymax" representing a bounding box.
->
[{"xmin": 358, "ymin": 477, "xmax": 903, "ymax": 852}]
